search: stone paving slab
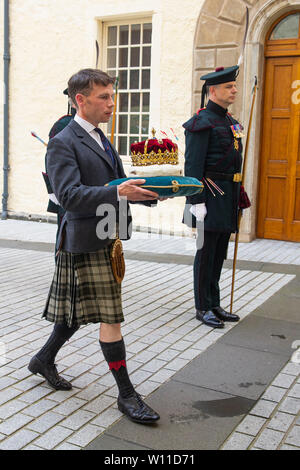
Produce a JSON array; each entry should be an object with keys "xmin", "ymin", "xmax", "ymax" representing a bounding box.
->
[
  {"xmin": 87, "ymin": 434, "xmax": 150, "ymax": 451},
  {"xmin": 0, "ymin": 220, "xmax": 299, "ymax": 450},
  {"xmin": 173, "ymin": 342, "xmax": 293, "ymax": 400},
  {"xmin": 218, "ymin": 314, "xmax": 300, "ymax": 355},
  {"xmin": 91, "ymin": 381, "xmax": 256, "ymax": 451}
]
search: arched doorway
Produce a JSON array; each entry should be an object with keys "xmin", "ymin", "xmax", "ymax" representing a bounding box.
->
[{"xmin": 257, "ymin": 12, "xmax": 300, "ymax": 242}]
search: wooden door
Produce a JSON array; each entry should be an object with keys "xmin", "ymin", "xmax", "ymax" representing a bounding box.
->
[{"xmin": 257, "ymin": 13, "xmax": 300, "ymax": 242}]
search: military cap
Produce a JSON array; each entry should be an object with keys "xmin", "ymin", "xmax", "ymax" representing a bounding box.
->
[{"xmin": 201, "ymin": 65, "xmax": 239, "ymax": 85}]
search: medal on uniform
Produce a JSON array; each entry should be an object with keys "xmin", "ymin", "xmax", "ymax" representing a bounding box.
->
[
  {"xmin": 230, "ymin": 124, "xmax": 244, "ymax": 150},
  {"xmin": 230, "ymin": 124, "xmax": 244, "ymax": 139}
]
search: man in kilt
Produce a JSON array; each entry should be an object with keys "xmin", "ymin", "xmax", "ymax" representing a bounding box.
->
[{"xmin": 28, "ymin": 69, "xmax": 160, "ymax": 424}]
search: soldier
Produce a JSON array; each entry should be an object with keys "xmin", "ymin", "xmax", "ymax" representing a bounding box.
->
[
  {"xmin": 46, "ymin": 89, "xmax": 76, "ymax": 249},
  {"xmin": 48, "ymin": 88, "xmax": 76, "ymax": 139},
  {"xmin": 183, "ymin": 65, "xmax": 244, "ymax": 328}
]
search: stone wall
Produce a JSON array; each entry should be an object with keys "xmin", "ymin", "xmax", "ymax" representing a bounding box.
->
[
  {"xmin": 193, "ymin": 0, "xmax": 300, "ymax": 241},
  {"xmin": 0, "ymin": 0, "xmax": 205, "ymax": 236}
]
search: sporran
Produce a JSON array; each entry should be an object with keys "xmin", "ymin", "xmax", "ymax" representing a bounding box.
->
[{"xmin": 110, "ymin": 238, "xmax": 125, "ymax": 284}]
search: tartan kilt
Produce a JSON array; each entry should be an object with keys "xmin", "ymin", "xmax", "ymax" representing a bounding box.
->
[{"xmin": 43, "ymin": 246, "xmax": 124, "ymax": 327}]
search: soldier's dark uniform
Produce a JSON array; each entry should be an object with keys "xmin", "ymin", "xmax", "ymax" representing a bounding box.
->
[
  {"xmin": 183, "ymin": 66, "xmax": 243, "ymax": 328},
  {"xmin": 48, "ymin": 110, "xmax": 75, "ymax": 140},
  {"xmin": 46, "ymin": 89, "xmax": 76, "ymax": 250}
]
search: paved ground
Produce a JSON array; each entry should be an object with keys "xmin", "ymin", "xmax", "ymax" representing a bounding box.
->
[{"xmin": 0, "ymin": 219, "xmax": 299, "ymax": 451}]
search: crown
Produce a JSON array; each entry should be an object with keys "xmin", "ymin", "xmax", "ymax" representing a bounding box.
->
[{"xmin": 130, "ymin": 128, "xmax": 178, "ymax": 166}]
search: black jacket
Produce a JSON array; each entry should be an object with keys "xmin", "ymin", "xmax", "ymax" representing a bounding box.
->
[
  {"xmin": 183, "ymin": 100, "xmax": 243, "ymax": 233},
  {"xmin": 47, "ymin": 120, "xmax": 131, "ymax": 253}
]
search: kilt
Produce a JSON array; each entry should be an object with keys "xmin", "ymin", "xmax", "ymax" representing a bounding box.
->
[{"xmin": 43, "ymin": 246, "xmax": 124, "ymax": 327}]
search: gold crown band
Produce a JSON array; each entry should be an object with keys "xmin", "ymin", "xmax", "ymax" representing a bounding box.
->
[{"xmin": 131, "ymin": 149, "xmax": 179, "ymax": 166}]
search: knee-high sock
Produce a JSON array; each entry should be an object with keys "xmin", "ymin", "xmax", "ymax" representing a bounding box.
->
[
  {"xmin": 36, "ymin": 323, "xmax": 79, "ymax": 365},
  {"xmin": 99, "ymin": 338, "xmax": 135, "ymax": 399}
]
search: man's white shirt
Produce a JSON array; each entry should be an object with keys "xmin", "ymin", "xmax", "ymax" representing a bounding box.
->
[
  {"xmin": 74, "ymin": 114, "xmax": 105, "ymax": 151},
  {"xmin": 73, "ymin": 114, "xmax": 120, "ymax": 200}
]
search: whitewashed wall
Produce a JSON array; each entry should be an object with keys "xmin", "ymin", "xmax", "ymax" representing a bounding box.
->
[{"xmin": 1, "ymin": 0, "xmax": 205, "ymax": 235}]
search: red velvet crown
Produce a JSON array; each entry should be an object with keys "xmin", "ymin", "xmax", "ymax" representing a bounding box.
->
[
  {"xmin": 130, "ymin": 138, "xmax": 177, "ymax": 155},
  {"xmin": 130, "ymin": 129, "xmax": 178, "ymax": 166}
]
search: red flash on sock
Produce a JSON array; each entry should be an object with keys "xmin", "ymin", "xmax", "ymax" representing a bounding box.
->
[{"xmin": 109, "ymin": 360, "xmax": 126, "ymax": 371}]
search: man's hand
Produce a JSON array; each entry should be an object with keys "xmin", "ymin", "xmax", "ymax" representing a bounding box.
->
[{"xmin": 118, "ymin": 179, "xmax": 159, "ymax": 201}]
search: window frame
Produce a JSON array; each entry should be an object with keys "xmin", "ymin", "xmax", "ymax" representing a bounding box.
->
[
  {"xmin": 102, "ymin": 18, "xmax": 154, "ymax": 161},
  {"xmin": 269, "ymin": 12, "xmax": 300, "ymax": 41}
]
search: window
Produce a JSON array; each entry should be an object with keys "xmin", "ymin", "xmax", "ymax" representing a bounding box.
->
[
  {"xmin": 269, "ymin": 13, "xmax": 300, "ymax": 40},
  {"xmin": 104, "ymin": 20, "xmax": 152, "ymax": 157}
]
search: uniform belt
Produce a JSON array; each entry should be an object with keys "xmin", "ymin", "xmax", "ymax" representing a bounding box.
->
[{"xmin": 205, "ymin": 171, "xmax": 242, "ymax": 183}]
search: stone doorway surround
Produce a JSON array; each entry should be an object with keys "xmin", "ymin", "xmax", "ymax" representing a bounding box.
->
[{"xmin": 193, "ymin": 0, "xmax": 300, "ymax": 242}]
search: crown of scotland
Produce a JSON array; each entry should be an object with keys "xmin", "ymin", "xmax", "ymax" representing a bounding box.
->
[{"xmin": 130, "ymin": 128, "xmax": 178, "ymax": 166}]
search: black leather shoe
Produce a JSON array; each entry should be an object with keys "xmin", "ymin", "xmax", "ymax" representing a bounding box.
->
[
  {"xmin": 118, "ymin": 392, "xmax": 160, "ymax": 424},
  {"xmin": 196, "ymin": 309, "xmax": 224, "ymax": 328},
  {"xmin": 28, "ymin": 356, "xmax": 72, "ymax": 391},
  {"xmin": 212, "ymin": 306, "xmax": 240, "ymax": 322}
]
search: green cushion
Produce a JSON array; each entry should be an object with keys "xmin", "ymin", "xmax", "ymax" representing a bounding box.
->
[{"xmin": 107, "ymin": 176, "xmax": 203, "ymax": 197}]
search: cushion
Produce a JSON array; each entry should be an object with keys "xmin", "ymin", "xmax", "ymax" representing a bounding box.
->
[{"xmin": 106, "ymin": 176, "xmax": 203, "ymax": 198}]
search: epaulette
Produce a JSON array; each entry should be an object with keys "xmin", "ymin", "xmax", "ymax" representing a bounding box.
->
[{"xmin": 197, "ymin": 107, "xmax": 206, "ymax": 115}]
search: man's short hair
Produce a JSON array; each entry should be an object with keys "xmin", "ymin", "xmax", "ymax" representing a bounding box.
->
[
  {"xmin": 68, "ymin": 69, "xmax": 115, "ymax": 107},
  {"xmin": 208, "ymin": 83, "xmax": 220, "ymax": 96}
]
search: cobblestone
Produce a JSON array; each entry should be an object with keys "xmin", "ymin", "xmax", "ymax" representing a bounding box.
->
[
  {"xmin": 285, "ymin": 425, "xmax": 300, "ymax": 447},
  {"xmin": 33, "ymin": 425, "xmax": 74, "ymax": 450},
  {"xmin": 254, "ymin": 428, "xmax": 285, "ymax": 450},
  {"xmin": 236, "ymin": 415, "xmax": 266, "ymax": 435}
]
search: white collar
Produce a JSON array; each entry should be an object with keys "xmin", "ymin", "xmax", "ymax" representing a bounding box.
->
[{"xmin": 74, "ymin": 114, "xmax": 97, "ymax": 134}]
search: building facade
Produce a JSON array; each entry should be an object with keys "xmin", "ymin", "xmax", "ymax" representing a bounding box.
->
[{"xmin": 1, "ymin": 0, "xmax": 300, "ymax": 242}]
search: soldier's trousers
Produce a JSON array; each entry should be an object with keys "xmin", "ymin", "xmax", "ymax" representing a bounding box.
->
[{"xmin": 194, "ymin": 230, "xmax": 231, "ymax": 311}]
